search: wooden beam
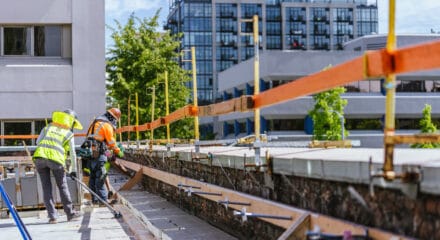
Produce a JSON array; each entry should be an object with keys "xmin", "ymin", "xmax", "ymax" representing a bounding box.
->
[
  {"xmin": 118, "ymin": 167, "xmax": 143, "ymax": 191},
  {"xmin": 386, "ymin": 134, "xmax": 440, "ymax": 145},
  {"xmin": 277, "ymin": 213, "xmax": 310, "ymax": 240},
  {"xmin": 118, "ymin": 159, "xmax": 410, "ymax": 239}
]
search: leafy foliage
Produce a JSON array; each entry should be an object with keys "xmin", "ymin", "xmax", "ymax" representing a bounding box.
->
[
  {"xmin": 106, "ymin": 11, "xmax": 192, "ymax": 140},
  {"xmin": 308, "ymin": 87, "xmax": 348, "ymax": 140},
  {"xmin": 411, "ymin": 104, "xmax": 440, "ymax": 148}
]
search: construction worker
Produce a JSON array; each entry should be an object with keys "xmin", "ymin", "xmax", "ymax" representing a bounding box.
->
[
  {"xmin": 82, "ymin": 160, "xmax": 115, "ymax": 200},
  {"xmin": 85, "ymin": 108, "xmax": 124, "ymax": 204},
  {"xmin": 33, "ymin": 109, "xmax": 83, "ymax": 224}
]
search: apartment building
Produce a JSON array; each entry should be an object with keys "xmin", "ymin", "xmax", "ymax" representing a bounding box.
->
[{"xmin": 166, "ymin": 0, "xmax": 378, "ymax": 104}]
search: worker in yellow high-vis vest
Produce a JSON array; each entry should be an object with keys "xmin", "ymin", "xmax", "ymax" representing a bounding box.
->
[{"xmin": 33, "ymin": 109, "xmax": 83, "ymax": 224}]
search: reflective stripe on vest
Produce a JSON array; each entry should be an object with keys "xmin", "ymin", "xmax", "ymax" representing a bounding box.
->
[{"xmin": 33, "ymin": 125, "xmax": 73, "ymax": 166}]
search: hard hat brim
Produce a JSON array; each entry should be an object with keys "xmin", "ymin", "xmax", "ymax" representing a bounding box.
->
[{"xmin": 73, "ymin": 120, "xmax": 83, "ymax": 130}]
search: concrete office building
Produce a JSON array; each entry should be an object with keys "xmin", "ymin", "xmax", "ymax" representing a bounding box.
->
[
  {"xmin": 0, "ymin": 0, "xmax": 105, "ymax": 145},
  {"xmin": 166, "ymin": 0, "xmax": 378, "ymax": 105},
  {"xmin": 215, "ymin": 35, "xmax": 440, "ymax": 147}
]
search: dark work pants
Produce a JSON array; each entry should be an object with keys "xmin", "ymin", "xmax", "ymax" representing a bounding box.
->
[
  {"xmin": 35, "ymin": 158, "xmax": 74, "ymax": 220},
  {"xmin": 88, "ymin": 154, "xmax": 107, "ymax": 202}
]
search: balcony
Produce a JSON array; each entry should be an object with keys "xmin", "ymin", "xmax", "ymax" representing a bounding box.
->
[
  {"xmin": 289, "ymin": 15, "xmax": 305, "ymax": 22},
  {"xmin": 219, "ymin": 12, "xmax": 235, "ymax": 18},
  {"xmin": 313, "ymin": 16, "xmax": 328, "ymax": 22},
  {"xmin": 220, "ymin": 27, "xmax": 236, "ymax": 32},
  {"xmin": 290, "ymin": 29, "xmax": 303, "ymax": 35},
  {"xmin": 219, "ymin": 40, "xmax": 237, "ymax": 47},
  {"xmin": 313, "ymin": 43, "xmax": 329, "ymax": 50},
  {"xmin": 290, "ymin": 41, "xmax": 305, "ymax": 50}
]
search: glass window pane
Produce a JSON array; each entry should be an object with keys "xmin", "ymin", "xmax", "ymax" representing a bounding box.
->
[
  {"xmin": 359, "ymin": 80, "xmax": 370, "ymax": 92},
  {"xmin": 34, "ymin": 26, "xmax": 61, "ymax": 56},
  {"xmin": 4, "ymin": 27, "xmax": 30, "ymax": 55},
  {"xmin": 370, "ymin": 80, "xmax": 381, "ymax": 92},
  {"xmin": 4, "ymin": 122, "xmax": 32, "ymax": 146}
]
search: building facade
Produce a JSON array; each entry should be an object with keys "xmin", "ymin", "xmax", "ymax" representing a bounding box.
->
[
  {"xmin": 216, "ymin": 35, "xmax": 440, "ymax": 147},
  {"xmin": 0, "ymin": 0, "xmax": 105, "ymax": 145},
  {"xmin": 166, "ymin": 0, "xmax": 378, "ymax": 105}
]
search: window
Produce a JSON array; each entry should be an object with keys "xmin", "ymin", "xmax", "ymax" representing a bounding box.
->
[
  {"xmin": 4, "ymin": 27, "xmax": 30, "ymax": 55},
  {"xmin": 3, "ymin": 122, "xmax": 32, "ymax": 146},
  {"xmin": 34, "ymin": 26, "xmax": 61, "ymax": 56},
  {"xmin": 345, "ymin": 119, "xmax": 382, "ymax": 130},
  {"xmin": 270, "ymin": 119, "xmax": 305, "ymax": 131},
  {"xmin": 1, "ymin": 25, "xmax": 65, "ymax": 57}
]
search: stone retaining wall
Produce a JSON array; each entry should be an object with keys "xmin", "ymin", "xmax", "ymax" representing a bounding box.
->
[{"xmin": 125, "ymin": 150, "xmax": 440, "ymax": 239}]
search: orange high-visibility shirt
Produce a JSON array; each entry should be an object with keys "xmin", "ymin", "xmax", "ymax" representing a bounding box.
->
[{"xmin": 87, "ymin": 120, "xmax": 121, "ymax": 154}]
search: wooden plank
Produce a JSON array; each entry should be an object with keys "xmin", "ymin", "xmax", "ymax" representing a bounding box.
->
[
  {"xmin": 0, "ymin": 135, "xmax": 38, "ymax": 139},
  {"xmin": 150, "ymin": 119, "xmax": 162, "ymax": 130},
  {"xmin": 118, "ymin": 159, "xmax": 411, "ymax": 240},
  {"xmin": 118, "ymin": 167, "xmax": 143, "ymax": 191},
  {"xmin": 254, "ymin": 57, "xmax": 364, "ymax": 109},
  {"xmin": 394, "ymin": 40, "xmax": 440, "ymax": 74},
  {"xmin": 163, "ymin": 106, "xmax": 191, "ymax": 125},
  {"xmin": 310, "ymin": 215, "xmax": 406, "ymax": 240},
  {"xmin": 386, "ymin": 134, "xmax": 440, "ymax": 145},
  {"xmin": 277, "ymin": 213, "xmax": 310, "ymax": 240},
  {"xmin": 0, "ymin": 156, "xmax": 32, "ymax": 161},
  {"xmin": 137, "ymin": 123, "xmax": 151, "ymax": 132}
]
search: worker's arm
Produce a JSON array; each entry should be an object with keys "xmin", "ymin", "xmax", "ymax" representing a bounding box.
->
[
  {"xmin": 103, "ymin": 123, "xmax": 121, "ymax": 154},
  {"xmin": 36, "ymin": 126, "xmax": 49, "ymax": 145},
  {"xmin": 68, "ymin": 137, "xmax": 77, "ymax": 173}
]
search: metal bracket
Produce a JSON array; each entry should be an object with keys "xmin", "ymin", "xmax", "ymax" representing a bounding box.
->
[
  {"xmin": 244, "ymin": 150, "xmax": 272, "ymax": 175},
  {"xmin": 233, "ymin": 207, "xmax": 292, "ymax": 222},
  {"xmin": 184, "ymin": 187, "xmax": 222, "ymax": 197},
  {"xmin": 217, "ymin": 197, "xmax": 251, "ymax": 210},
  {"xmin": 177, "ymin": 183, "xmax": 201, "ymax": 191},
  {"xmin": 369, "ymin": 157, "xmax": 422, "ymax": 198}
]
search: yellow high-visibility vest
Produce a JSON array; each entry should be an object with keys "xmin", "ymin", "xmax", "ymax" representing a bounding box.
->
[{"xmin": 33, "ymin": 124, "xmax": 73, "ymax": 166}]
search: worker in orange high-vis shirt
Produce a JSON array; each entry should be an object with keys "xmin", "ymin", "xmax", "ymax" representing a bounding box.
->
[{"xmin": 84, "ymin": 108, "xmax": 124, "ymax": 204}]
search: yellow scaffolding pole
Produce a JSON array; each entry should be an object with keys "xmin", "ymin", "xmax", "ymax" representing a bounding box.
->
[
  {"xmin": 150, "ymin": 86, "xmax": 155, "ymax": 153},
  {"xmin": 253, "ymin": 15, "xmax": 260, "ymax": 142},
  {"xmin": 118, "ymin": 104, "xmax": 122, "ymax": 142},
  {"xmin": 191, "ymin": 47, "xmax": 200, "ymax": 147},
  {"xmin": 127, "ymin": 95, "xmax": 131, "ymax": 142},
  {"xmin": 165, "ymin": 71, "xmax": 170, "ymax": 144},
  {"xmin": 383, "ymin": 0, "xmax": 396, "ymax": 178},
  {"xmin": 135, "ymin": 92, "xmax": 139, "ymax": 146}
]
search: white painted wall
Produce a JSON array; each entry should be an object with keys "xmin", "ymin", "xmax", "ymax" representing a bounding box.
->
[{"xmin": 0, "ymin": 0, "xmax": 105, "ymax": 133}]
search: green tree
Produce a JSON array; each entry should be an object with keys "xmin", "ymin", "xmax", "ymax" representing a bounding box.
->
[
  {"xmin": 106, "ymin": 11, "xmax": 192, "ymax": 140},
  {"xmin": 411, "ymin": 104, "xmax": 440, "ymax": 148},
  {"xmin": 308, "ymin": 87, "xmax": 348, "ymax": 140}
]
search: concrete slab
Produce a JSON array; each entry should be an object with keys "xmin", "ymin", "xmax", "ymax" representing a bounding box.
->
[
  {"xmin": 0, "ymin": 207, "xmax": 135, "ymax": 240},
  {"xmin": 154, "ymin": 145, "xmax": 440, "ymax": 194},
  {"xmin": 111, "ymin": 172, "xmax": 237, "ymax": 240}
]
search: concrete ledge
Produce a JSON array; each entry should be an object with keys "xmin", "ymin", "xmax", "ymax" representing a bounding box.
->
[{"xmin": 158, "ymin": 146, "xmax": 440, "ymax": 195}]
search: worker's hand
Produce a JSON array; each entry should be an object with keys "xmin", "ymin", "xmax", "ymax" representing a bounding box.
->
[
  {"xmin": 69, "ymin": 172, "xmax": 77, "ymax": 180},
  {"xmin": 117, "ymin": 151, "xmax": 124, "ymax": 158},
  {"xmin": 117, "ymin": 142, "xmax": 125, "ymax": 151}
]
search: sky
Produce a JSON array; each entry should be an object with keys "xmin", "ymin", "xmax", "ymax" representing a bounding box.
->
[{"xmin": 105, "ymin": 0, "xmax": 440, "ymax": 49}]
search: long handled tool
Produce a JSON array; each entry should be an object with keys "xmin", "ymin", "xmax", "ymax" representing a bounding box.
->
[
  {"xmin": 0, "ymin": 182, "xmax": 32, "ymax": 240},
  {"xmin": 70, "ymin": 176, "xmax": 122, "ymax": 219}
]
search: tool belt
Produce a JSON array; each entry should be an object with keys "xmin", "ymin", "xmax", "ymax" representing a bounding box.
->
[
  {"xmin": 80, "ymin": 137, "xmax": 106, "ymax": 159},
  {"xmin": 79, "ymin": 118, "xmax": 110, "ymax": 160}
]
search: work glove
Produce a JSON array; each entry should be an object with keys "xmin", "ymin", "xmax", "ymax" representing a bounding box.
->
[
  {"xmin": 117, "ymin": 151, "xmax": 124, "ymax": 158},
  {"xmin": 117, "ymin": 142, "xmax": 125, "ymax": 152},
  {"xmin": 69, "ymin": 172, "xmax": 77, "ymax": 180}
]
